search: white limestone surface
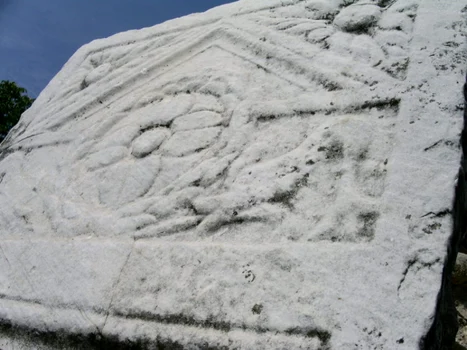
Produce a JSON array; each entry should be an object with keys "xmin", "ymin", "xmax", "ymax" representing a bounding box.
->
[{"xmin": 0, "ymin": 0, "xmax": 466, "ymax": 349}]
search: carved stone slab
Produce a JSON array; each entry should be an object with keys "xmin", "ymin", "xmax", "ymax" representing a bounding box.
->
[{"xmin": 0, "ymin": 0, "xmax": 466, "ymax": 349}]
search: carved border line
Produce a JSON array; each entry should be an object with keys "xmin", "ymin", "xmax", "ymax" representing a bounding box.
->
[{"xmin": 0, "ymin": 296, "xmax": 331, "ymax": 349}]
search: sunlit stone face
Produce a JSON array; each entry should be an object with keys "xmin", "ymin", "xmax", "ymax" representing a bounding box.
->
[
  {"xmin": 0, "ymin": 4, "xmax": 409, "ymax": 243},
  {"xmin": 0, "ymin": 1, "xmax": 464, "ymax": 349},
  {"xmin": 66, "ymin": 75, "xmax": 397, "ymax": 244}
]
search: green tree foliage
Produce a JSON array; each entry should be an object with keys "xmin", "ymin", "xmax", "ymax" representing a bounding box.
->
[{"xmin": 0, "ymin": 80, "xmax": 35, "ymax": 142}]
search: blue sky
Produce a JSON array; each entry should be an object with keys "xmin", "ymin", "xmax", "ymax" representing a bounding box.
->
[{"xmin": 0, "ymin": 0, "xmax": 236, "ymax": 97}]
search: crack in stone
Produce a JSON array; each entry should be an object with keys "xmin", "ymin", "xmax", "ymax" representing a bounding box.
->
[
  {"xmin": 421, "ymin": 209, "xmax": 452, "ymax": 219},
  {"xmin": 101, "ymin": 241, "xmax": 135, "ymax": 333}
]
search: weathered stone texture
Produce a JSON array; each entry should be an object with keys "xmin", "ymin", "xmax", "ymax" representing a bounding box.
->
[{"xmin": 0, "ymin": 0, "xmax": 466, "ymax": 349}]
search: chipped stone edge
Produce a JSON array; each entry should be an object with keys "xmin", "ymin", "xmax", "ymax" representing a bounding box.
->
[{"xmin": 419, "ymin": 74, "xmax": 467, "ymax": 350}]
